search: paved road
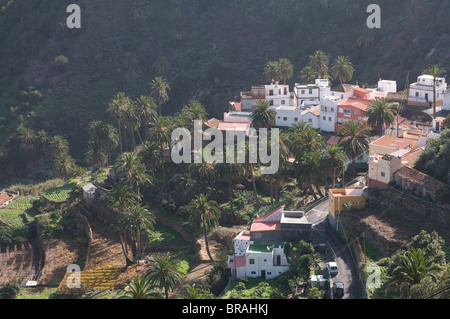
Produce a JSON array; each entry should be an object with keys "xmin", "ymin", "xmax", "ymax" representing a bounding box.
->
[{"xmin": 305, "ymin": 200, "xmax": 361, "ymax": 299}]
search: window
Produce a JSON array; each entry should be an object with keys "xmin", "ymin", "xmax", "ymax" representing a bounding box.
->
[
  {"xmin": 294, "ymin": 117, "xmax": 298, "ymax": 122},
  {"xmin": 323, "ymin": 116, "xmax": 326, "ymax": 121},
  {"xmin": 269, "ymin": 90, "xmax": 274, "ymax": 96},
  {"xmin": 269, "ymin": 100, "xmax": 274, "ymax": 106},
  {"xmin": 281, "ymin": 100, "xmax": 286, "ymax": 105},
  {"xmin": 308, "ymin": 118, "xmax": 312, "ymax": 123},
  {"xmin": 354, "ymin": 110, "xmax": 358, "ymax": 116},
  {"xmin": 309, "ymin": 89, "xmax": 313, "ymax": 94},
  {"xmin": 251, "ymin": 271, "xmax": 256, "ymax": 275},
  {"xmin": 355, "ymin": 201, "xmax": 359, "ymax": 206},
  {"xmin": 344, "ymin": 109, "xmax": 351, "ymax": 117},
  {"xmin": 381, "ymin": 172, "xmax": 386, "ymax": 177},
  {"xmin": 416, "ymin": 92, "xmax": 419, "ymax": 97},
  {"xmin": 301, "ymin": 90, "xmax": 305, "ymax": 95},
  {"xmin": 283, "ymin": 117, "xmax": 287, "ymax": 121},
  {"xmin": 264, "ymin": 259, "xmax": 267, "ymax": 262},
  {"xmin": 339, "ymin": 108, "xmax": 343, "ymax": 113},
  {"xmin": 267, "ymin": 272, "xmax": 272, "ymax": 275},
  {"xmin": 329, "ymin": 117, "xmax": 332, "ymax": 121},
  {"xmin": 249, "ymin": 259, "xmax": 255, "ymax": 265},
  {"xmin": 331, "ymin": 107, "xmax": 334, "ymax": 112}
]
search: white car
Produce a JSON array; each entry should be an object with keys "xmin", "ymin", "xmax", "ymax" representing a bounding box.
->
[{"xmin": 326, "ymin": 262, "xmax": 338, "ymax": 276}]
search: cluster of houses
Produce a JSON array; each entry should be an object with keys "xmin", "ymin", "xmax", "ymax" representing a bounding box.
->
[{"xmin": 225, "ymin": 74, "xmax": 450, "ymax": 281}]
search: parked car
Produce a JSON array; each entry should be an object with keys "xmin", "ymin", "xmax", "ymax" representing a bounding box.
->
[
  {"xmin": 326, "ymin": 261, "xmax": 338, "ymax": 276},
  {"xmin": 333, "ymin": 281, "xmax": 344, "ymax": 298}
]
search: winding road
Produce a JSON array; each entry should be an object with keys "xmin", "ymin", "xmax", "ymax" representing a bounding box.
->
[{"xmin": 305, "ymin": 200, "xmax": 361, "ymax": 299}]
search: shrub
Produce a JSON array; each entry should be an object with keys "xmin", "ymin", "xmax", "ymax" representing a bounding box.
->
[{"xmin": 0, "ymin": 282, "xmax": 21, "ymax": 299}]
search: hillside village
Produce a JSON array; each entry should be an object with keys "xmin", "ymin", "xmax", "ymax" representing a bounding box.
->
[{"xmin": 1, "ymin": 51, "xmax": 450, "ymax": 301}]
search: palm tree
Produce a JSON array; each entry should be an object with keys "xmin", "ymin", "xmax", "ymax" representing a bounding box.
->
[
  {"xmin": 88, "ymin": 121, "xmax": 119, "ymax": 163},
  {"xmin": 49, "ymin": 135, "xmax": 69, "ymax": 158},
  {"xmin": 338, "ymin": 120, "xmax": 371, "ymax": 175},
  {"xmin": 423, "ymin": 64, "xmax": 446, "ymax": 119},
  {"xmin": 187, "ymin": 194, "xmax": 221, "ymax": 262},
  {"xmin": 263, "ymin": 61, "xmax": 280, "ymax": 83},
  {"xmin": 105, "ymin": 182, "xmax": 140, "ymax": 213},
  {"xmin": 110, "ymin": 213, "xmax": 133, "ymax": 267},
  {"xmin": 108, "ymin": 92, "xmax": 130, "ymax": 154},
  {"xmin": 309, "ymin": 50, "xmax": 330, "ymax": 78},
  {"xmin": 388, "ymin": 248, "xmax": 441, "ymax": 299},
  {"xmin": 277, "ymin": 58, "xmax": 294, "ymax": 84},
  {"xmin": 323, "ymin": 145, "xmax": 347, "ymax": 188},
  {"xmin": 294, "ymin": 151, "xmax": 325, "ymax": 200},
  {"xmin": 181, "ymin": 99, "xmax": 208, "ymax": 124},
  {"xmin": 215, "ymin": 146, "xmax": 244, "ymax": 221},
  {"xmin": 184, "ymin": 285, "xmax": 215, "ymax": 299},
  {"xmin": 86, "ymin": 141, "xmax": 107, "ymax": 168},
  {"xmin": 367, "ymin": 98, "xmax": 396, "ymax": 136},
  {"xmin": 290, "ymin": 125, "xmax": 324, "ymax": 159},
  {"xmin": 114, "ymin": 152, "xmax": 149, "ymax": 196},
  {"xmin": 17, "ymin": 127, "xmax": 37, "ymax": 153},
  {"xmin": 251, "ymin": 100, "xmax": 276, "ymax": 130},
  {"xmin": 150, "ymin": 77, "xmax": 170, "ymax": 116},
  {"xmin": 299, "ymin": 66, "xmax": 319, "ymax": 84},
  {"xmin": 149, "ymin": 117, "xmax": 171, "ymax": 188},
  {"xmin": 152, "ymin": 56, "xmax": 171, "ymax": 78},
  {"xmin": 138, "ymin": 141, "xmax": 161, "ymax": 181},
  {"xmin": 263, "ymin": 135, "xmax": 290, "ymax": 204},
  {"xmin": 136, "ymin": 95, "xmax": 157, "ymax": 140},
  {"xmin": 119, "ymin": 275, "xmax": 163, "ymax": 299},
  {"xmin": 357, "ymin": 29, "xmax": 375, "ymax": 50},
  {"xmin": 146, "ymin": 252, "xmax": 184, "ymax": 299},
  {"xmin": 331, "ymin": 56, "xmax": 355, "ymax": 84},
  {"xmin": 188, "ymin": 160, "xmax": 217, "ymax": 195},
  {"xmin": 124, "ymin": 204, "xmax": 155, "ymax": 260},
  {"xmin": 53, "ymin": 153, "xmax": 75, "ymax": 179},
  {"xmin": 121, "ymin": 100, "xmax": 141, "ymax": 149}
]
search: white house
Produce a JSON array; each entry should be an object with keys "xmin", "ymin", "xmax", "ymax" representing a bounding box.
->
[
  {"xmin": 319, "ymin": 95, "xmax": 341, "ymax": 132},
  {"xmin": 240, "ymin": 82, "xmax": 290, "ymax": 111},
  {"xmin": 408, "ymin": 74, "xmax": 447, "ymax": 107},
  {"xmin": 228, "ymin": 206, "xmax": 312, "ymax": 280},
  {"xmin": 293, "ymin": 84, "xmax": 321, "ymax": 107},
  {"xmin": 443, "ymin": 90, "xmax": 450, "ymax": 111}
]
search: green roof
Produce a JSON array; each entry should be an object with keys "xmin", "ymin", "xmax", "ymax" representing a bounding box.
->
[{"xmin": 248, "ymin": 242, "xmax": 286, "ymax": 253}]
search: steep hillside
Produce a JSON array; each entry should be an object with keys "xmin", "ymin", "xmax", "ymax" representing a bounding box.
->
[{"xmin": 1, "ymin": 0, "xmax": 450, "ymax": 179}]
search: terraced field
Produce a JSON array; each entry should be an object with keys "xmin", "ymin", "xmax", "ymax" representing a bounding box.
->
[
  {"xmin": 42, "ymin": 183, "xmax": 76, "ymax": 203},
  {"xmin": 0, "ymin": 196, "xmax": 39, "ymax": 227}
]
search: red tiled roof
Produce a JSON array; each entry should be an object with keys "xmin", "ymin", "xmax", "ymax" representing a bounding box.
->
[
  {"xmin": 327, "ymin": 135, "xmax": 341, "ymax": 146},
  {"xmin": 353, "ymin": 87, "xmax": 372, "ymax": 94},
  {"xmin": 250, "ymin": 221, "xmax": 281, "ymax": 232},
  {"xmin": 371, "ymin": 136, "xmax": 415, "ymax": 149},
  {"xmin": 0, "ymin": 192, "xmax": 14, "ymax": 206}
]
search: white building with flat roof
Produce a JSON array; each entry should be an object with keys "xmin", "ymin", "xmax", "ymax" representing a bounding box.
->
[{"xmin": 408, "ymin": 74, "xmax": 447, "ymax": 107}]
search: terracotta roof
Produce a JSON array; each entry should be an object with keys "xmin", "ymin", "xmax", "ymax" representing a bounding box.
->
[
  {"xmin": 394, "ymin": 166, "xmax": 448, "ymax": 190},
  {"xmin": 386, "ymin": 92, "xmax": 407, "ymax": 102},
  {"xmin": 340, "ymin": 98, "xmax": 373, "ymax": 111},
  {"xmin": 327, "ymin": 135, "xmax": 341, "ymax": 146},
  {"xmin": 353, "ymin": 87, "xmax": 372, "ymax": 94},
  {"xmin": 250, "ymin": 221, "xmax": 281, "ymax": 232},
  {"xmin": 0, "ymin": 192, "xmax": 15, "ymax": 206},
  {"xmin": 401, "ymin": 146, "xmax": 425, "ymax": 167},
  {"xmin": 371, "ymin": 136, "xmax": 415, "ymax": 149},
  {"xmin": 204, "ymin": 118, "xmax": 220, "ymax": 129},
  {"xmin": 435, "ymin": 117, "xmax": 446, "ymax": 122}
]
